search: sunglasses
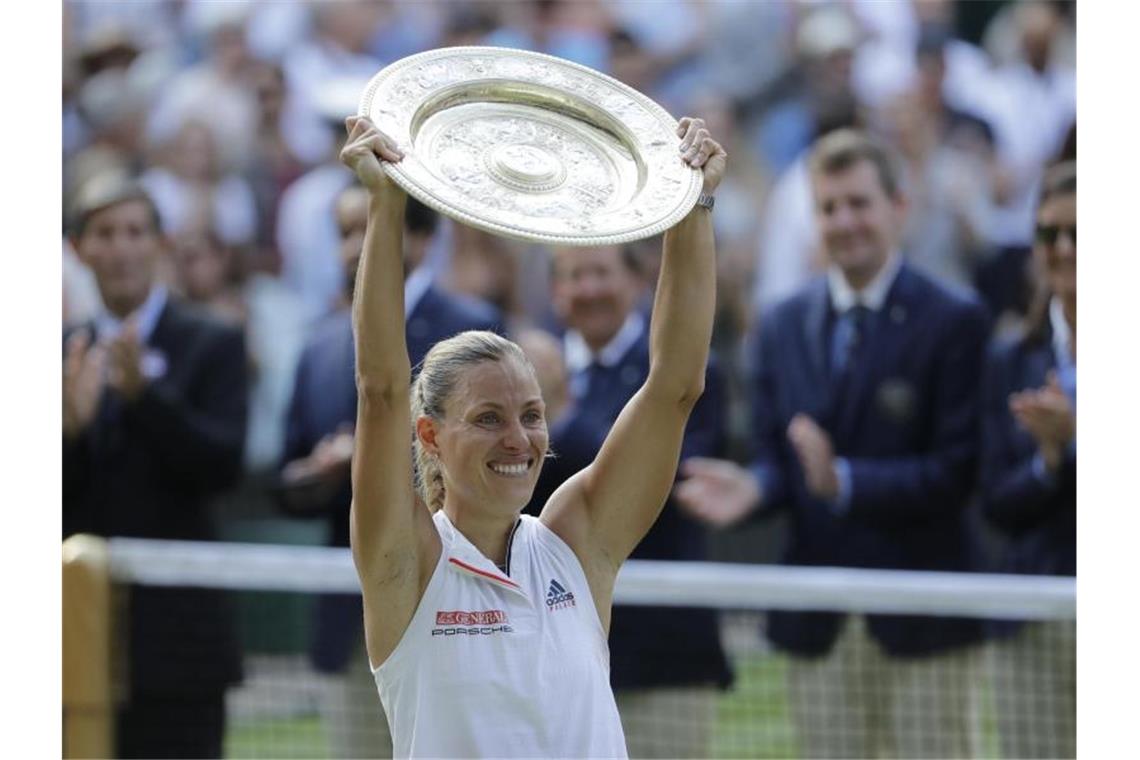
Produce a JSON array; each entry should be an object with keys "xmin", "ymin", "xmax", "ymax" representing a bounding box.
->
[{"xmin": 1035, "ymin": 224, "xmax": 1076, "ymax": 246}]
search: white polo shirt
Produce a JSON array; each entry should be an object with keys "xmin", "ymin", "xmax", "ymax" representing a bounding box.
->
[{"xmin": 373, "ymin": 511, "xmax": 628, "ymax": 759}]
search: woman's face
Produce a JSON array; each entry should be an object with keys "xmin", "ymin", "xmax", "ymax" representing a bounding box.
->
[
  {"xmin": 1035, "ymin": 192, "xmax": 1076, "ymax": 303},
  {"xmin": 430, "ymin": 359, "xmax": 548, "ymax": 514}
]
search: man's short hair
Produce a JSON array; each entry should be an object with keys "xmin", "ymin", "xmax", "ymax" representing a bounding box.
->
[
  {"xmin": 70, "ymin": 170, "xmax": 162, "ymax": 237},
  {"xmin": 1039, "ymin": 161, "xmax": 1076, "ymax": 208},
  {"xmin": 808, "ymin": 128, "xmax": 904, "ymax": 199}
]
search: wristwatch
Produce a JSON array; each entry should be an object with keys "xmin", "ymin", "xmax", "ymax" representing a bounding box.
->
[{"xmin": 695, "ymin": 193, "xmax": 715, "ymax": 211}]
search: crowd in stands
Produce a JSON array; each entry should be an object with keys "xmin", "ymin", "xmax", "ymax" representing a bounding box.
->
[{"xmin": 62, "ymin": 1, "xmax": 1076, "ymax": 758}]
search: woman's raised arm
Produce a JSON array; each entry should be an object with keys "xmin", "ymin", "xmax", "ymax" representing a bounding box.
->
[
  {"xmin": 341, "ymin": 116, "xmax": 440, "ymax": 666},
  {"xmin": 542, "ymin": 117, "xmax": 725, "ymax": 584}
]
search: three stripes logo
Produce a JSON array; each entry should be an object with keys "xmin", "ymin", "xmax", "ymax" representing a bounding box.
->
[{"xmin": 546, "ymin": 578, "xmax": 576, "ymax": 610}]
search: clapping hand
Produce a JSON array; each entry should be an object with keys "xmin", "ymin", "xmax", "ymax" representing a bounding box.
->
[
  {"xmin": 106, "ymin": 320, "xmax": 147, "ymax": 402},
  {"xmin": 787, "ymin": 414, "xmax": 839, "ymax": 501},
  {"xmin": 1010, "ymin": 371, "xmax": 1075, "ymax": 471},
  {"xmin": 674, "ymin": 457, "xmax": 762, "ymax": 528},
  {"xmin": 283, "ymin": 425, "xmax": 356, "ymax": 487},
  {"xmin": 63, "ymin": 331, "xmax": 107, "ymax": 440}
]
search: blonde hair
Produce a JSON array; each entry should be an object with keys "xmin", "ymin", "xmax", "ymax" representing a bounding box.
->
[{"xmin": 411, "ymin": 330, "xmax": 533, "ymax": 511}]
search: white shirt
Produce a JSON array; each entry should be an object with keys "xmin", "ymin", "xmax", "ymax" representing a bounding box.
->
[
  {"xmin": 564, "ymin": 311, "xmax": 646, "ymax": 400},
  {"xmin": 94, "ymin": 285, "xmax": 168, "ymax": 344},
  {"xmin": 1049, "ymin": 297, "xmax": 1074, "ymax": 366},
  {"xmin": 827, "ymin": 250, "xmax": 903, "ymax": 313},
  {"xmin": 373, "ymin": 511, "xmax": 628, "ymax": 759},
  {"xmin": 563, "ymin": 311, "xmax": 645, "ymax": 375}
]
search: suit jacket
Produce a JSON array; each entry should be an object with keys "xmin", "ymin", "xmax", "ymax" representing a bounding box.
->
[
  {"xmin": 749, "ymin": 264, "xmax": 990, "ymax": 658},
  {"xmin": 284, "ymin": 285, "xmax": 501, "ymax": 672},
  {"xmin": 525, "ymin": 328, "xmax": 733, "ymax": 690},
  {"xmin": 63, "ymin": 298, "xmax": 248, "ymax": 694},
  {"xmin": 979, "ymin": 329, "xmax": 1075, "ymax": 578}
]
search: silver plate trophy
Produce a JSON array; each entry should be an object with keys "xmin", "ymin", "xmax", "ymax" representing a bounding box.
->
[{"xmin": 358, "ymin": 47, "xmax": 702, "ymax": 246}]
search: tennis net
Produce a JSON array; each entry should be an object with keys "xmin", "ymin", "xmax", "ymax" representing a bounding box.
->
[{"xmin": 64, "ymin": 537, "xmax": 1075, "ymax": 759}]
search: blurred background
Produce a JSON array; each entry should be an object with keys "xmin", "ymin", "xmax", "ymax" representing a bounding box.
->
[{"xmin": 61, "ymin": 1, "xmax": 1076, "ymax": 758}]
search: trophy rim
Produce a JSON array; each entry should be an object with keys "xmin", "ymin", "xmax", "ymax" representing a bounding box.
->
[{"xmin": 357, "ymin": 46, "xmax": 703, "ymax": 247}]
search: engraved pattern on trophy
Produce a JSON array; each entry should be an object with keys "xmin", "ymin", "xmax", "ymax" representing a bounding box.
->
[{"xmin": 360, "ymin": 47, "xmax": 702, "ymax": 245}]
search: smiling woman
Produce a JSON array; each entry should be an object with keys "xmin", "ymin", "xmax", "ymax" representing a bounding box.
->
[
  {"xmin": 410, "ymin": 331, "xmax": 548, "ymax": 515},
  {"xmin": 339, "ymin": 111, "xmax": 723, "ymax": 758}
]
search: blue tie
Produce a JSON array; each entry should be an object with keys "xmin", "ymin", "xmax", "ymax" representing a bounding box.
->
[
  {"xmin": 831, "ymin": 305, "xmax": 871, "ymax": 380},
  {"xmin": 572, "ymin": 361, "xmax": 607, "ymax": 400}
]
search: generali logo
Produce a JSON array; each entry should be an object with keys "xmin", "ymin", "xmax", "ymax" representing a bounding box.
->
[{"xmin": 435, "ymin": 609, "xmax": 508, "ymax": 625}]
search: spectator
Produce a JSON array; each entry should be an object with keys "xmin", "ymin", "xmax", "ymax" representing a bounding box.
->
[
  {"xmin": 62, "ymin": 172, "xmax": 247, "ymax": 759},
  {"xmin": 879, "ymin": 89, "xmax": 995, "ymax": 291},
  {"xmin": 980, "ymin": 161, "xmax": 1076, "ymax": 759},
  {"xmin": 444, "ymin": 223, "xmax": 523, "ymax": 321},
  {"xmin": 677, "ymin": 129, "xmax": 989, "ymax": 759},
  {"xmin": 280, "ymin": 186, "xmax": 500, "ymax": 759},
  {"xmin": 750, "ymin": 4, "xmax": 864, "ymax": 175},
  {"xmin": 147, "ymin": 3, "xmax": 258, "ymax": 174},
  {"xmin": 526, "ymin": 243, "xmax": 732, "ymax": 758},
  {"xmin": 244, "ymin": 60, "xmax": 310, "ymax": 275},
  {"xmin": 141, "ymin": 118, "xmax": 259, "ymax": 249},
  {"xmin": 168, "ymin": 227, "xmax": 244, "ymax": 323}
]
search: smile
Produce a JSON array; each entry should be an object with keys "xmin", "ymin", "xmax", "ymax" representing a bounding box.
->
[{"xmin": 488, "ymin": 461, "xmax": 533, "ymax": 477}]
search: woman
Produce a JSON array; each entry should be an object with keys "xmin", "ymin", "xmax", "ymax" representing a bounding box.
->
[
  {"xmin": 980, "ymin": 161, "xmax": 1075, "ymax": 759},
  {"xmin": 340, "ymin": 114, "xmax": 725, "ymax": 758}
]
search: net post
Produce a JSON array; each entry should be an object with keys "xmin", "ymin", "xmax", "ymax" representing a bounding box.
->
[{"xmin": 62, "ymin": 534, "xmax": 113, "ymax": 759}]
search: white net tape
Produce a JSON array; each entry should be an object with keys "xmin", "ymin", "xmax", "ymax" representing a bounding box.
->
[{"xmin": 108, "ymin": 537, "xmax": 1074, "ymax": 619}]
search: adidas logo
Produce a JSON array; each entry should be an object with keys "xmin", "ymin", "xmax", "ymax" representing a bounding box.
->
[{"xmin": 546, "ymin": 578, "xmax": 576, "ymax": 610}]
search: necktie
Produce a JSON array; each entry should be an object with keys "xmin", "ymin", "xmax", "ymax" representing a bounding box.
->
[
  {"xmin": 571, "ymin": 361, "xmax": 607, "ymax": 401},
  {"xmin": 831, "ymin": 304, "xmax": 871, "ymax": 380}
]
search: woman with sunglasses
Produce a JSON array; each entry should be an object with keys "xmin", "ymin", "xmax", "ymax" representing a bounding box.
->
[{"xmin": 979, "ymin": 160, "xmax": 1076, "ymax": 759}]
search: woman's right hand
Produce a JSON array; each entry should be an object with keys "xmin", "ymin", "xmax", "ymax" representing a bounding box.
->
[{"xmin": 340, "ymin": 116, "xmax": 405, "ymax": 192}]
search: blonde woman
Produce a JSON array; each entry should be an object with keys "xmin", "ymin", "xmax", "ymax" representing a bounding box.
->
[{"xmin": 341, "ymin": 114, "xmax": 724, "ymax": 758}]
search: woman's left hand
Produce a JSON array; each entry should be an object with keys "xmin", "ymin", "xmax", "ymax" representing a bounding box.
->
[{"xmin": 677, "ymin": 116, "xmax": 727, "ymax": 194}]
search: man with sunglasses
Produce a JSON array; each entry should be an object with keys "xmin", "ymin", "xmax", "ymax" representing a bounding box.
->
[{"xmin": 979, "ymin": 161, "xmax": 1076, "ymax": 758}]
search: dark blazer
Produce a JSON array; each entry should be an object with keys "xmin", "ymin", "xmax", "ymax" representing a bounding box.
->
[
  {"xmin": 749, "ymin": 264, "xmax": 990, "ymax": 658},
  {"xmin": 979, "ymin": 329, "xmax": 1075, "ymax": 578},
  {"xmin": 525, "ymin": 328, "xmax": 733, "ymax": 690},
  {"xmin": 63, "ymin": 298, "xmax": 248, "ymax": 694},
  {"xmin": 283, "ymin": 285, "xmax": 500, "ymax": 673}
]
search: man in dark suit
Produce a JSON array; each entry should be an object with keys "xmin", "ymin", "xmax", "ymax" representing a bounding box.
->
[
  {"xmin": 524, "ymin": 243, "xmax": 732, "ymax": 759},
  {"xmin": 280, "ymin": 186, "xmax": 500, "ymax": 758},
  {"xmin": 980, "ymin": 161, "xmax": 1076, "ymax": 759},
  {"xmin": 63, "ymin": 173, "xmax": 247, "ymax": 759},
  {"xmin": 677, "ymin": 129, "xmax": 990, "ymax": 759}
]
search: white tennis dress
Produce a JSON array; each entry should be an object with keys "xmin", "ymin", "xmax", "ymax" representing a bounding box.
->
[{"xmin": 372, "ymin": 510, "xmax": 628, "ymax": 758}]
